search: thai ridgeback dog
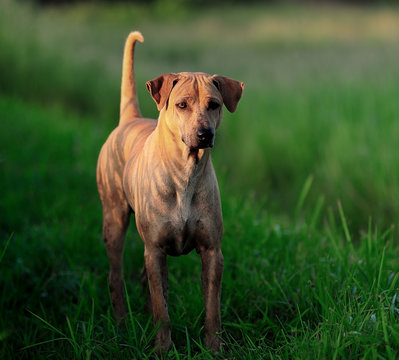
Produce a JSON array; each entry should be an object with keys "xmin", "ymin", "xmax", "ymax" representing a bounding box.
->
[{"xmin": 96, "ymin": 31, "xmax": 244, "ymax": 352}]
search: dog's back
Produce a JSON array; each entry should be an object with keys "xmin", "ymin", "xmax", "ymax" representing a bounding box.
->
[
  {"xmin": 97, "ymin": 31, "xmax": 150, "ymax": 208},
  {"xmin": 96, "ymin": 118, "xmax": 155, "ymax": 206}
]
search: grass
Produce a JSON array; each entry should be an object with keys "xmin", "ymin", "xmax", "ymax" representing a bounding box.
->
[{"xmin": 1, "ymin": 1, "xmax": 399, "ymax": 358}]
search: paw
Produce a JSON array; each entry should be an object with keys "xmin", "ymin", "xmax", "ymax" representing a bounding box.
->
[
  {"xmin": 206, "ymin": 333, "xmax": 223, "ymax": 352},
  {"xmin": 155, "ymin": 326, "xmax": 172, "ymax": 354}
]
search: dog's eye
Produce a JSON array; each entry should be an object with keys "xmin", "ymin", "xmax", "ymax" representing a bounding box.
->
[
  {"xmin": 208, "ymin": 101, "xmax": 220, "ymax": 110},
  {"xmin": 176, "ymin": 102, "xmax": 187, "ymax": 109}
]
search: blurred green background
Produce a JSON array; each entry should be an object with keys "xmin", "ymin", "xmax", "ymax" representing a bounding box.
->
[
  {"xmin": 2, "ymin": 0, "xmax": 399, "ymax": 232},
  {"xmin": 1, "ymin": 0, "xmax": 399, "ymax": 358}
]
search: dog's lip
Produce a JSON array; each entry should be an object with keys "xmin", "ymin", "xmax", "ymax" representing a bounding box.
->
[
  {"xmin": 181, "ymin": 137, "xmax": 214, "ymax": 150},
  {"xmin": 196, "ymin": 142, "xmax": 214, "ymax": 149}
]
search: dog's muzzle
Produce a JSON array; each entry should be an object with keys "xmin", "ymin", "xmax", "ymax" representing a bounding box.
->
[{"xmin": 196, "ymin": 127, "xmax": 215, "ymax": 148}]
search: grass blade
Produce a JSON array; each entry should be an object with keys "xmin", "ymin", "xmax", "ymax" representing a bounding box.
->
[
  {"xmin": 295, "ymin": 175, "xmax": 314, "ymax": 220},
  {"xmin": 124, "ymin": 281, "xmax": 137, "ymax": 347},
  {"xmin": 309, "ymin": 195, "xmax": 325, "ymax": 230},
  {"xmin": 185, "ymin": 327, "xmax": 191, "ymax": 359},
  {"xmin": 27, "ymin": 309, "xmax": 65, "ymax": 338},
  {"xmin": 21, "ymin": 337, "xmax": 70, "ymax": 350},
  {"xmin": 86, "ymin": 298, "xmax": 95, "ymax": 342},
  {"xmin": 337, "ymin": 201, "xmax": 354, "ymax": 253},
  {"xmin": 377, "ymin": 246, "xmax": 386, "ymax": 292},
  {"xmin": 0, "ymin": 233, "xmax": 12, "ymax": 264},
  {"xmin": 380, "ymin": 305, "xmax": 393, "ymax": 360},
  {"xmin": 66, "ymin": 316, "xmax": 80, "ymax": 356}
]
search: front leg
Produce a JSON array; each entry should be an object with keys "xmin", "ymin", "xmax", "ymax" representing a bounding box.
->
[
  {"xmin": 144, "ymin": 246, "xmax": 171, "ymax": 352},
  {"xmin": 200, "ymin": 247, "xmax": 224, "ymax": 351}
]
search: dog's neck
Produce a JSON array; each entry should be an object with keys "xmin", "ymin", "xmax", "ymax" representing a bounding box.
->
[{"xmin": 152, "ymin": 113, "xmax": 211, "ymax": 189}]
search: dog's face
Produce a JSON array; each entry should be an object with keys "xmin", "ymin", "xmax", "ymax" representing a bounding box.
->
[{"xmin": 146, "ymin": 72, "xmax": 244, "ymax": 150}]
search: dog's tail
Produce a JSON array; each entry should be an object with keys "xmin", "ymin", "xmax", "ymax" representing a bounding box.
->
[{"xmin": 119, "ymin": 31, "xmax": 144, "ymax": 125}]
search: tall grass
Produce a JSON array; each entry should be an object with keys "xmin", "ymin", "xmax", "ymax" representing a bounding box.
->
[
  {"xmin": 1, "ymin": 1, "xmax": 399, "ymax": 358},
  {"xmin": 1, "ymin": 97, "xmax": 398, "ymax": 358}
]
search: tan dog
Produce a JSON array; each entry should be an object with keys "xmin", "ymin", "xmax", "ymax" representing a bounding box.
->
[{"xmin": 96, "ymin": 31, "xmax": 244, "ymax": 352}]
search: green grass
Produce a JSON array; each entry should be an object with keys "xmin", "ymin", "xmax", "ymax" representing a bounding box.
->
[
  {"xmin": 1, "ymin": 1, "xmax": 399, "ymax": 358},
  {"xmin": 1, "ymin": 96, "xmax": 398, "ymax": 358}
]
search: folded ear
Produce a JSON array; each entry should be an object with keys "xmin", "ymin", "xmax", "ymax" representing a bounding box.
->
[
  {"xmin": 146, "ymin": 73, "xmax": 179, "ymax": 111},
  {"xmin": 212, "ymin": 75, "xmax": 244, "ymax": 113}
]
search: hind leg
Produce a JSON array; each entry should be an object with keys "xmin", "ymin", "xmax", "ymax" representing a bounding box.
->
[
  {"xmin": 102, "ymin": 202, "xmax": 131, "ymax": 320},
  {"xmin": 141, "ymin": 266, "xmax": 152, "ymax": 313}
]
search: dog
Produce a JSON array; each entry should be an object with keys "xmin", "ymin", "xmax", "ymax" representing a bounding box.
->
[{"xmin": 96, "ymin": 31, "xmax": 244, "ymax": 352}]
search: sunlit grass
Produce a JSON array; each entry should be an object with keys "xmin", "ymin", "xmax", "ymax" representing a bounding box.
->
[{"xmin": 1, "ymin": 88, "xmax": 398, "ymax": 360}]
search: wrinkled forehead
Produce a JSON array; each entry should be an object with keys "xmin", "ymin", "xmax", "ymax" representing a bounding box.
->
[{"xmin": 171, "ymin": 72, "xmax": 221, "ymax": 100}]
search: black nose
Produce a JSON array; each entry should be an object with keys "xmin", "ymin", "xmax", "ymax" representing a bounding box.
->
[{"xmin": 196, "ymin": 127, "xmax": 215, "ymax": 147}]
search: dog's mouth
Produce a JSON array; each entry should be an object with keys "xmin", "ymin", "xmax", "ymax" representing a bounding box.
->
[
  {"xmin": 182, "ymin": 137, "xmax": 215, "ymax": 150},
  {"xmin": 196, "ymin": 141, "xmax": 214, "ymax": 149}
]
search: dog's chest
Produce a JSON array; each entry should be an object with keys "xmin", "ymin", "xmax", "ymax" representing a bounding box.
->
[
  {"xmin": 131, "ymin": 151, "xmax": 219, "ymax": 255},
  {"xmin": 137, "ymin": 176, "xmax": 210, "ymax": 256},
  {"xmin": 157, "ymin": 216, "xmax": 202, "ymax": 256},
  {"xmin": 155, "ymin": 185, "xmax": 204, "ymax": 256}
]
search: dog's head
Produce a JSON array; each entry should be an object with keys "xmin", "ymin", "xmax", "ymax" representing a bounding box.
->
[{"xmin": 146, "ymin": 72, "xmax": 244, "ymax": 150}]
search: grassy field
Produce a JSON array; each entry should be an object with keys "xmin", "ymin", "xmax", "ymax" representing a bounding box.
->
[{"xmin": 1, "ymin": 1, "xmax": 399, "ymax": 358}]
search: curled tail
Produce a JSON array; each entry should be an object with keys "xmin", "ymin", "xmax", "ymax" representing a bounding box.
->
[{"xmin": 119, "ymin": 31, "xmax": 144, "ymax": 125}]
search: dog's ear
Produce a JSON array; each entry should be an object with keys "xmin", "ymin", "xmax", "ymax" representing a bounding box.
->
[
  {"xmin": 146, "ymin": 74, "xmax": 179, "ymax": 111},
  {"xmin": 212, "ymin": 75, "xmax": 244, "ymax": 113}
]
